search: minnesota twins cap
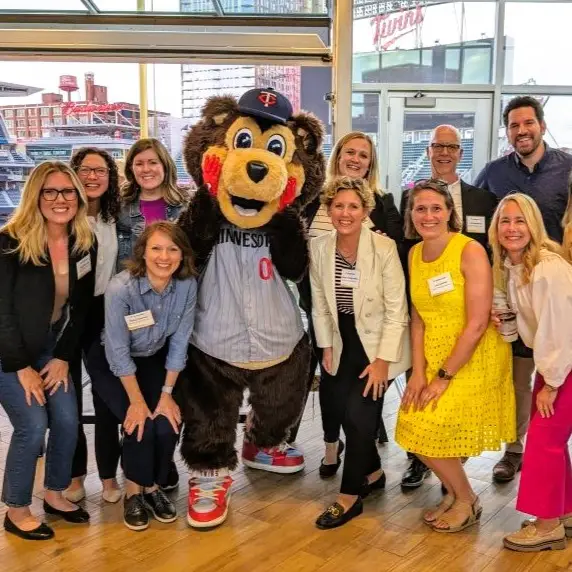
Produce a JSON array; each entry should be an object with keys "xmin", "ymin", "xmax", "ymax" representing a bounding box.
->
[{"xmin": 238, "ymin": 87, "xmax": 293, "ymax": 125}]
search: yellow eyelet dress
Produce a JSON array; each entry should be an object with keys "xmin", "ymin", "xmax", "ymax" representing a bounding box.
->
[{"xmin": 396, "ymin": 233, "xmax": 516, "ymax": 458}]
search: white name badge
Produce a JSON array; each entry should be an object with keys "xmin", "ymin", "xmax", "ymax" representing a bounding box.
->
[
  {"xmin": 124, "ymin": 310, "xmax": 155, "ymax": 331},
  {"xmin": 465, "ymin": 215, "xmax": 486, "ymax": 234},
  {"xmin": 428, "ymin": 272, "xmax": 455, "ymax": 297},
  {"xmin": 340, "ymin": 268, "xmax": 361, "ymax": 289},
  {"xmin": 76, "ymin": 254, "xmax": 92, "ymax": 279}
]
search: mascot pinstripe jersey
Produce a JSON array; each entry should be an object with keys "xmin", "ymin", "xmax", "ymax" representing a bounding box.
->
[{"xmin": 191, "ymin": 224, "xmax": 304, "ymax": 365}]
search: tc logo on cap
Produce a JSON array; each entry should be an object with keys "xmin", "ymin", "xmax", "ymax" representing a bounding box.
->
[{"xmin": 257, "ymin": 91, "xmax": 278, "ymax": 108}]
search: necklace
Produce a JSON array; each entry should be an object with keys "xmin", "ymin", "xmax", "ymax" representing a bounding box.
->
[{"xmin": 336, "ymin": 247, "xmax": 357, "ymax": 266}]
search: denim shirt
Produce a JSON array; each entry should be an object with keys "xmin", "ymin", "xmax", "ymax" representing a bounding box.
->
[
  {"xmin": 116, "ymin": 199, "xmax": 183, "ymax": 271},
  {"xmin": 104, "ymin": 270, "xmax": 197, "ymax": 377}
]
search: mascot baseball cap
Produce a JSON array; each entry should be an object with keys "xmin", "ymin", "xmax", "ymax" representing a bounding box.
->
[{"xmin": 238, "ymin": 87, "xmax": 293, "ymax": 125}]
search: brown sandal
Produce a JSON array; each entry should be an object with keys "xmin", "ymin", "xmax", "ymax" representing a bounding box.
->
[
  {"xmin": 432, "ymin": 498, "xmax": 482, "ymax": 533},
  {"xmin": 423, "ymin": 494, "xmax": 455, "ymax": 525}
]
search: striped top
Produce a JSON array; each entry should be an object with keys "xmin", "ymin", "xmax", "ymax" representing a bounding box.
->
[
  {"xmin": 309, "ymin": 204, "xmax": 334, "ymax": 238},
  {"xmin": 335, "ymin": 251, "xmax": 355, "ymax": 314}
]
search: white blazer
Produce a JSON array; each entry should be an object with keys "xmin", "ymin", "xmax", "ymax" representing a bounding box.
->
[{"xmin": 310, "ymin": 225, "xmax": 411, "ymax": 378}]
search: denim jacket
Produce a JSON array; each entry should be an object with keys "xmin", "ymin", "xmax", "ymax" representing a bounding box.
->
[{"xmin": 116, "ymin": 199, "xmax": 183, "ymax": 271}]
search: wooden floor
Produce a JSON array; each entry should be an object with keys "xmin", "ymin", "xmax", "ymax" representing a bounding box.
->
[{"xmin": 1, "ymin": 385, "xmax": 571, "ymax": 572}]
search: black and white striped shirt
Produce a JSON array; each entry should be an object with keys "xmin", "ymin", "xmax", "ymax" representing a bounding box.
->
[{"xmin": 335, "ymin": 251, "xmax": 355, "ymax": 315}]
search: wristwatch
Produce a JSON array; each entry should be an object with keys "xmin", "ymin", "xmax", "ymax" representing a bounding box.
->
[
  {"xmin": 161, "ymin": 385, "xmax": 174, "ymax": 395},
  {"xmin": 437, "ymin": 368, "xmax": 454, "ymax": 381}
]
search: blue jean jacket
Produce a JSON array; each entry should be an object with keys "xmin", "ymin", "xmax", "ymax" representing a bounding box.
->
[{"xmin": 116, "ymin": 200, "xmax": 183, "ymax": 271}]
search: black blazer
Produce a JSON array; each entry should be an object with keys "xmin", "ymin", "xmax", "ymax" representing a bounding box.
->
[
  {"xmin": 0, "ymin": 232, "xmax": 97, "ymax": 372},
  {"xmin": 400, "ymin": 180, "xmax": 498, "ymax": 255},
  {"xmin": 298, "ymin": 191, "xmax": 404, "ymax": 315}
]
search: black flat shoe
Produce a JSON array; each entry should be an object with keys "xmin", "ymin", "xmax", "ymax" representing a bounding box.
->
[
  {"xmin": 143, "ymin": 489, "xmax": 177, "ymax": 523},
  {"xmin": 360, "ymin": 471, "xmax": 386, "ymax": 499},
  {"xmin": 401, "ymin": 457, "xmax": 431, "ymax": 489},
  {"xmin": 316, "ymin": 498, "xmax": 363, "ymax": 530},
  {"xmin": 318, "ymin": 440, "xmax": 345, "ymax": 479},
  {"xmin": 43, "ymin": 500, "xmax": 90, "ymax": 523},
  {"xmin": 124, "ymin": 494, "xmax": 149, "ymax": 531},
  {"xmin": 4, "ymin": 514, "xmax": 54, "ymax": 541}
]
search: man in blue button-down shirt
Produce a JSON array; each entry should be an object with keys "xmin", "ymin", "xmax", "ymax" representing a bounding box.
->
[{"xmin": 475, "ymin": 95, "xmax": 572, "ymax": 484}]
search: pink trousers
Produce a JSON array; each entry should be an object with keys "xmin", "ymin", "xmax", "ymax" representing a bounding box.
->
[{"xmin": 516, "ymin": 372, "xmax": 572, "ymax": 519}]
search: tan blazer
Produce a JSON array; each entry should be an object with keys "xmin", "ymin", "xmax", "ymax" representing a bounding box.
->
[{"xmin": 310, "ymin": 225, "xmax": 411, "ymax": 378}]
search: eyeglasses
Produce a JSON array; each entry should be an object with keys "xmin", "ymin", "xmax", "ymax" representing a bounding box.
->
[
  {"xmin": 429, "ymin": 143, "xmax": 461, "ymax": 152},
  {"xmin": 41, "ymin": 188, "xmax": 78, "ymax": 201},
  {"xmin": 77, "ymin": 166, "xmax": 109, "ymax": 178}
]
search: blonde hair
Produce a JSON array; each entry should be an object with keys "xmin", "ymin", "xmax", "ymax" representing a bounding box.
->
[
  {"xmin": 321, "ymin": 176, "xmax": 375, "ymax": 210},
  {"xmin": 562, "ymin": 176, "xmax": 572, "ymax": 262},
  {"xmin": 326, "ymin": 132, "xmax": 383, "ymax": 195},
  {"xmin": 2, "ymin": 161, "xmax": 93, "ymax": 265},
  {"xmin": 489, "ymin": 193, "xmax": 562, "ymax": 289},
  {"xmin": 122, "ymin": 138, "xmax": 187, "ymax": 206}
]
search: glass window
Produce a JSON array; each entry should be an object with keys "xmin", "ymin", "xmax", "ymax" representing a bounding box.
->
[
  {"xmin": 16, "ymin": 109, "xmax": 25, "ymax": 117},
  {"xmin": 4, "ymin": 109, "xmax": 13, "ymax": 117},
  {"xmin": 40, "ymin": 107, "xmax": 49, "ymax": 116},
  {"xmin": 504, "ymin": 3, "xmax": 572, "ymax": 85},
  {"xmin": 353, "ymin": 0, "xmax": 496, "ymax": 84},
  {"xmin": 352, "ymin": 91, "xmax": 379, "ymax": 145}
]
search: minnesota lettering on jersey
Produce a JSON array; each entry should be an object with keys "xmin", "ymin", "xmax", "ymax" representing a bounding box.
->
[{"xmin": 217, "ymin": 227, "xmax": 271, "ymax": 248}]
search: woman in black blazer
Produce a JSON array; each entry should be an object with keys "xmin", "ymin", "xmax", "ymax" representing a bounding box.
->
[
  {"xmin": 0, "ymin": 161, "xmax": 96, "ymax": 541},
  {"xmin": 296, "ymin": 131, "xmax": 404, "ymax": 473}
]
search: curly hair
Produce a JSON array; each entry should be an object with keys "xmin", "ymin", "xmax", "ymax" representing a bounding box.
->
[
  {"xmin": 125, "ymin": 221, "xmax": 196, "ymax": 280},
  {"xmin": 70, "ymin": 147, "xmax": 121, "ymax": 223},
  {"xmin": 321, "ymin": 176, "xmax": 375, "ymax": 210}
]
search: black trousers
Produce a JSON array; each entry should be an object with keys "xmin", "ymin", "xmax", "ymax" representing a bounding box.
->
[
  {"xmin": 70, "ymin": 295, "xmax": 121, "ymax": 480},
  {"xmin": 86, "ymin": 342, "xmax": 178, "ymax": 488},
  {"xmin": 321, "ymin": 312, "xmax": 382, "ymax": 496}
]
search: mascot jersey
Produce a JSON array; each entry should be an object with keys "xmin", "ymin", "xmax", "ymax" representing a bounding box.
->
[{"xmin": 191, "ymin": 224, "xmax": 304, "ymax": 369}]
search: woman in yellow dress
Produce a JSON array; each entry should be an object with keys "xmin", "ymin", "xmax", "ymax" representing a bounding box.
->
[{"xmin": 396, "ymin": 179, "xmax": 515, "ymax": 533}]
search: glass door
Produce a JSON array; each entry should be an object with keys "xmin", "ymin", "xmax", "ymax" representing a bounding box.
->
[{"xmin": 384, "ymin": 92, "xmax": 492, "ymax": 209}]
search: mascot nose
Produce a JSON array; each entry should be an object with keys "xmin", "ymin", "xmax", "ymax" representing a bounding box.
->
[{"xmin": 246, "ymin": 161, "xmax": 268, "ymax": 183}]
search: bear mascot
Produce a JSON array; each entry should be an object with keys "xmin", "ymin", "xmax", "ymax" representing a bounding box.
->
[{"xmin": 177, "ymin": 87, "xmax": 325, "ymax": 529}]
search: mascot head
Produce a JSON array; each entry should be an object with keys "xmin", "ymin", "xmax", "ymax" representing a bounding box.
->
[{"xmin": 184, "ymin": 87, "xmax": 325, "ymax": 229}]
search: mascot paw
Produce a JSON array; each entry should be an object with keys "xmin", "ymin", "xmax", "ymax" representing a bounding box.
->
[
  {"xmin": 202, "ymin": 154, "xmax": 223, "ymax": 197},
  {"xmin": 187, "ymin": 469, "xmax": 233, "ymax": 529},
  {"xmin": 242, "ymin": 441, "xmax": 305, "ymax": 474},
  {"xmin": 266, "ymin": 206, "xmax": 303, "ymax": 238}
]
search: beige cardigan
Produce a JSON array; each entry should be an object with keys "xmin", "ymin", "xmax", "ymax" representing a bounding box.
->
[{"xmin": 309, "ymin": 225, "xmax": 411, "ymax": 378}]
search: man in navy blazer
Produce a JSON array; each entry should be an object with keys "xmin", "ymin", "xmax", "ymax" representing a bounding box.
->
[{"xmin": 399, "ymin": 124, "xmax": 498, "ymax": 489}]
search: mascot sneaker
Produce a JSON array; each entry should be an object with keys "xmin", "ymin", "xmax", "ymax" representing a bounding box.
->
[
  {"xmin": 187, "ymin": 469, "xmax": 233, "ymax": 529},
  {"xmin": 242, "ymin": 441, "xmax": 305, "ymax": 474}
]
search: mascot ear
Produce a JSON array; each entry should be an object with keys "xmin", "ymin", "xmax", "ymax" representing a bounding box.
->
[
  {"xmin": 288, "ymin": 112, "xmax": 324, "ymax": 156},
  {"xmin": 201, "ymin": 96, "xmax": 239, "ymax": 128}
]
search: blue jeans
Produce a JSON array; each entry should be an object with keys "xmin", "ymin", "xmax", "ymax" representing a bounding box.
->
[{"xmin": 0, "ymin": 328, "xmax": 78, "ymax": 508}]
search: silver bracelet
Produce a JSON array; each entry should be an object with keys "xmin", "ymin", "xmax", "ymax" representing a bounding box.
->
[{"xmin": 161, "ymin": 385, "xmax": 174, "ymax": 395}]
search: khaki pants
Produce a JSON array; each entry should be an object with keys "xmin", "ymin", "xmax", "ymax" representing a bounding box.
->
[{"xmin": 506, "ymin": 356, "xmax": 535, "ymax": 454}]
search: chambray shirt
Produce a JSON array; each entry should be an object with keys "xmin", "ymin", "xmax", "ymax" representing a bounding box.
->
[
  {"xmin": 104, "ymin": 270, "xmax": 197, "ymax": 377},
  {"xmin": 474, "ymin": 144, "xmax": 572, "ymax": 242},
  {"xmin": 191, "ymin": 225, "xmax": 304, "ymax": 364}
]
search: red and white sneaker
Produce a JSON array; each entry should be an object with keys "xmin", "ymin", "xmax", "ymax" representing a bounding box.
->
[
  {"xmin": 187, "ymin": 469, "xmax": 233, "ymax": 529},
  {"xmin": 242, "ymin": 441, "xmax": 305, "ymax": 474}
]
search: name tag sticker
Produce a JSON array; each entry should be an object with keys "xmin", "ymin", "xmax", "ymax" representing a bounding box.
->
[
  {"xmin": 340, "ymin": 268, "xmax": 361, "ymax": 289},
  {"xmin": 124, "ymin": 310, "xmax": 155, "ymax": 331},
  {"xmin": 428, "ymin": 272, "xmax": 455, "ymax": 297},
  {"xmin": 465, "ymin": 215, "xmax": 486, "ymax": 234},
  {"xmin": 76, "ymin": 255, "xmax": 92, "ymax": 279}
]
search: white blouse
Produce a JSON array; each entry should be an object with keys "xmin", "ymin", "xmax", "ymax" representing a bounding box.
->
[
  {"xmin": 505, "ymin": 251, "xmax": 572, "ymax": 387},
  {"xmin": 88, "ymin": 214, "xmax": 118, "ymax": 297}
]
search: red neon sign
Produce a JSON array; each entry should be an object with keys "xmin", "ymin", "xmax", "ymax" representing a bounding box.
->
[
  {"xmin": 371, "ymin": 5, "xmax": 424, "ymax": 51},
  {"xmin": 62, "ymin": 102, "xmax": 124, "ymax": 115}
]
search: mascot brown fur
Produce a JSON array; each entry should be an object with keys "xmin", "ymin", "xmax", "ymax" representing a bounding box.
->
[{"xmin": 177, "ymin": 88, "xmax": 325, "ymax": 529}]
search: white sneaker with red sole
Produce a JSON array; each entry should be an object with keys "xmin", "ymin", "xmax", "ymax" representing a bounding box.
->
[
  {"xmin": 242, "ymin": 441, "xmax": 305, "ymax": 474},
  {"xmin": 187, "ymin": 469, "xmax": 233, "ymax": 529}
]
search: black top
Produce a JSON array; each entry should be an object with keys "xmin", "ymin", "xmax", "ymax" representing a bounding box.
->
[
  {"xmin": 0, "ymin": 232, "xmax": 97, "ymax": 372},
  {"xmin": 298, "ymin": 191, "xmax": 404, "ymax": 315}
]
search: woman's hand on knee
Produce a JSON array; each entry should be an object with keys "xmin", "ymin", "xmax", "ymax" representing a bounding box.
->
[
  {"xmin": 153, "ymin": 394, "xmax": 182, "ymax": 434},
  {"xmin": 360, "ymin": 359, "xmax": 389, "ymax": 401},
  {"xmin": 40, "ymin": 359, "xmax": 69, "ymax": 396},
  {"xmin": 17, "ymin": 366, "xmax": 46, "ymax": 406},
  {"xmin": 124, "ymin": 401, "xmax": 152, "ymax": 442},
  {"xmin": 400, "ymin": 370, "xmax": 426, "ymax": 412}
]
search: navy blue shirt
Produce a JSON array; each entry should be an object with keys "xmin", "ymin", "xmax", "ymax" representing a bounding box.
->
[{"xmin": 474, "ymin": 144, "xmax": 572, "ymax": 242}]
